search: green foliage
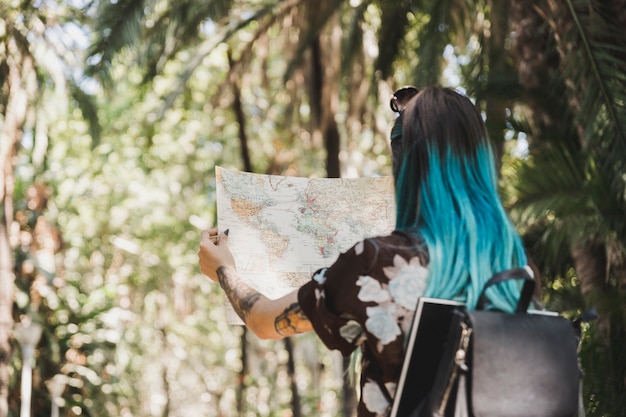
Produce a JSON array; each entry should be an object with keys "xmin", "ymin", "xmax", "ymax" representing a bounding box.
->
[
  {"xmin": 579, "ymin": 293, "xmax": 626, "ymax": 417},
  {"xmin": 5, "ymin": 0, "xmax": 626, "ymax": 416},
  {"xmin": 553, "ymin": 0, "xmax": 626, "ymax": 246},
  {"xmin": 506, "ymin": 1, "xmax": 626, "ymax": 414}
]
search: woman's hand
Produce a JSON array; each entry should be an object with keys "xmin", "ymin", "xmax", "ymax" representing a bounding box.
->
[
  {"xmin": 198, "ymin": 228, "xmax": 236, "ymax": 282},
  {"xmin": 198, "ymin": 227, "xmax": 312, "ymax": 338}
]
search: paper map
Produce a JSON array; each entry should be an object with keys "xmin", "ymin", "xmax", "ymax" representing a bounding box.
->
[{"xmin": 215, "ymin": 166, "xmax": 396, "ymax": 323}]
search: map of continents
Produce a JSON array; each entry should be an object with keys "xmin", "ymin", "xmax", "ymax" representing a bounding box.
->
[{"xmin": 215, "ymin": 166, "xmax": 396, "ymax": 323}]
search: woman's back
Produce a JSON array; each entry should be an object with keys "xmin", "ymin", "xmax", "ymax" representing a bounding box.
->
[
  {"xmin": 298, "ymin": 87, "xmax": 530, "ymax": 415},
  {"xmin": 394, "ymin": 87, "xmax": 527, "ymax": 312}
]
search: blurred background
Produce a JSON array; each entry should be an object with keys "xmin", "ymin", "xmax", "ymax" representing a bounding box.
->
[{"xmin": 1, "ymin": 0, "xmax": 625, "ymax": 416}]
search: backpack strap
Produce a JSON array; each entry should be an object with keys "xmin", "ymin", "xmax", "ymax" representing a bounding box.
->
[{"xmin": 476, "ymin": 266, "xmax": 536, "ymax": 313}]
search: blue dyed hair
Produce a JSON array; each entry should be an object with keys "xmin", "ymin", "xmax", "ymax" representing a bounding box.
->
[{"xmin": 394, "ymin": 87, "xmax": 527, "ymax": 311}]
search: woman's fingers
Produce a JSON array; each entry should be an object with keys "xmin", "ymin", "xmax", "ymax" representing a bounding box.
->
[{"xmin": 198, "ymin": 228, "xmax": 235, "ymax": 282}]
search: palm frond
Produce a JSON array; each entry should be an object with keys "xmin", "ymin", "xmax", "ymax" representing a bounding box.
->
[
  {"xmin": 541, "ymin": 0, "xmax": 626, "ymax": 215},
  {"xmin": 513, "ymin": 134, "xmax": 625, "ymax": 251},
  {"xmin": 512, "ymin": 141, "xmax": 598, "ymax": 275},
  {"xmin": 86, "ymin": 0, "xmax": 238, "ymax": 84},
  {"xmin": 139, "ymin": 0, "xmax": 236, "ymax": 81},
  {"xmin": 513, "ymin": 141, "xmax": 587, "ymax": 221},
  {"xmin": 85, "ymin": 0, "xmax": 145, "ymax": 84},
  {"xmin": 413, "ymin": 0, "xmax": 471, "ymax": 87},
  {"xmin": 155, "ymin": 1, "xmax": 284, "ymax": 119},
  {"xmin": 68, "ymin": 81, "xmax": 101, "ymax": 148},
  {"xmin": 523, "ymin": 220, "xmax": 573, "ymax": 278}
]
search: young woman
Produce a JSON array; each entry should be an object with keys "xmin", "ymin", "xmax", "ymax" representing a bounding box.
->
[{"xmin": 198, "ymin": 86, "xmax": 527, "ymax": 416}]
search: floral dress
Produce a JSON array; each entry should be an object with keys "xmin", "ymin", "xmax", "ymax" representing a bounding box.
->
[{"xmin": 297, "ymin": 230, "xmax": 430, "ymax": 417}]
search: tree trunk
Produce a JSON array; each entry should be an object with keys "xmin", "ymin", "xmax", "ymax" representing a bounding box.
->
[
  {"xmin": 283, "ymin": 338, "xmax": 302, "ymax": 417},
  {"xmin": 571, "ymin": 241, "xmax": 610, "ymax": 341},
  {"xmin": 309, "ymin": 37, "xmax": 340, "ymax": 178},
  {"xmin": 322, "ymin": 18, "xmax": 341, "ymax": 179},
  {"xmin": 485, "ymin": 0, "xmax": 510, "ymax": 170},
  {"xmin": 0, "ymin": 141, "xmax": 13, "ymax": 417},
  {"xmin": 0, "ymin": 189, "xmax": 13, "ymax": 417},
  {"xmin": 306, "ymin": 2, "xmax": 341, "ymax": 179},
  {"xmin": 237, "ymin": 328, "xmax": 247, "ymax": 415},
  {"xmin": 0, "ymin": 36, "xmax": 31, "ymax": 417},
  {"xmin": 228, "ymin": 50, "xmax": 253, "ymax": 173}
]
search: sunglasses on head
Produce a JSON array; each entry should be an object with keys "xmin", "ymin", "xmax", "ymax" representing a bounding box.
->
[{"xmin": 390, "ymin": 86, "xmax": 419, "ymax": 113}]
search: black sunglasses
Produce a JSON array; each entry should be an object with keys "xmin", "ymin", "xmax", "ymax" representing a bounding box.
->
[{"xmin": 390, "ymin": 86, "xmax": 419, "ymax": 113}]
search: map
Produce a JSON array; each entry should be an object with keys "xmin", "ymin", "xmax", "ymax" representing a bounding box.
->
[{"xmin": 215, "ymin": 166, "xmax": 396, "ymax": 323}]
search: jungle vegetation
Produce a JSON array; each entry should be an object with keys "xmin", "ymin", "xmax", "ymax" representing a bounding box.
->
[{"xmin": 1, "ymin": 0, "xmax": 625, "ymax": 416}]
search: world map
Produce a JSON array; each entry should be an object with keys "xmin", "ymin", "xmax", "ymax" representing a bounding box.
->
[{"xmin": 215, "ymin": 166, "xmax": 396, "ymax": 323}]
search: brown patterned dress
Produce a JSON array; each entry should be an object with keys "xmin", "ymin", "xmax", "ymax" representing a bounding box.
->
[{"xmin": 298, "ymin": 231, "xmax": 430, "ymax": 416}]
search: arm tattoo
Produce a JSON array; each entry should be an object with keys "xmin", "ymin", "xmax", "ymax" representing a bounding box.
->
[
  {"xmin": 275, "ymin": 302, "xmax": 312, "ymax": 336},
  {"xmin": 217, "ymin": 265, "xmax": 261, "ymax": 324}
]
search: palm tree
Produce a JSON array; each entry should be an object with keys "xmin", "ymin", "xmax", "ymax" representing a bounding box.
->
[
  {"xmin": 509, "ymin": 1, "xmax": 626, "ymax": 414},
  {"xmin": 0, "ymin": 5, "xmax": 45, "ymax": 415},
  {"xmin": 0, "ymin": 2, "xmax": 98, "ymax": 415}
]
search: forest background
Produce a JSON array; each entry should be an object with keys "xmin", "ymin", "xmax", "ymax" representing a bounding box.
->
[{"xmin": 1, "ymin": 0, "xmax": 625, "ymax": 416}]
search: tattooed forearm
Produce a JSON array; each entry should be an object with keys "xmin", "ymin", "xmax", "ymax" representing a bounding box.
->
[
  {"xmin": 275, "ymin": 302, "xmax": 313, "ymax": 336},
  {"xmin": 217, "ymin": 265, "xmax": 261, "ymax": 324}
]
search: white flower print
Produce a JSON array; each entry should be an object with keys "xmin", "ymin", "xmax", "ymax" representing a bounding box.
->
[
  {"xmin": 339, "ymin": 320, "xmax": 364, "ymax": 344},
  {"xmin": 355, "ymin": 240, "xmax": 365, "ymax": 255},
  {"xmin": 385, "ymin": 255, "xmax": 428, "ymax": 310},
  {"xmin": 313, "ymin": 268, "xmax": 328, "ymax": 284},
  {"xmin": 314, "ymin": 288, "xmax": 325, "ymax": 308},
  {"xmin": 365, "ymin": 306, "xmax": 401, "ymax": 345},
  {"xmin": 357, "ymin": 276, "xmax": 392, "ymax": 303},
  {"xmin": 362, "ymin": 379, "xmax": 390, "ymax": 416}
]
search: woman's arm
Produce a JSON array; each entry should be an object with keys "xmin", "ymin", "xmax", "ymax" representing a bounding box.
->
[{"xmin": 199, "ymin": 229, "xmax": 312, "ymax": 339}]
